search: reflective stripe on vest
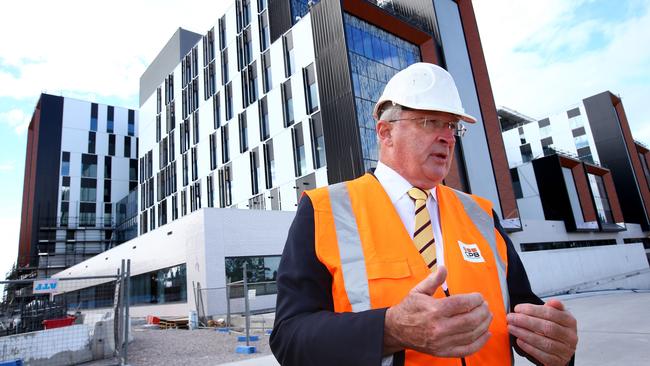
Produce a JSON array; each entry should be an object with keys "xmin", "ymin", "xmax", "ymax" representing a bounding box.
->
[
  {"xmin": 452, "ymin": 190, "xmax": 510, "ymax": 314},
  {"xmin": 328, "ymin": 182, "xmax": 371, "ymax": 313},
  {"xmin": 328, "ymin": 182, "xmax": 394, "ymax": 366}
]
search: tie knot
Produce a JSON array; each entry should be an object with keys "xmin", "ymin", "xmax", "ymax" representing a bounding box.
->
[{"xmin": 407, "ymin": 187, "xmax": 429, "ymax": 201}]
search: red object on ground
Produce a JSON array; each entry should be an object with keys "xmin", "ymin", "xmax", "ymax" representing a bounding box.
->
[
  {"xmin": 146, "ymin": 315, "xmax": 160, "ymax": 324},
  {"xmin": 42, "ymin": 316, "xmax": 76, "ymax": 330}
]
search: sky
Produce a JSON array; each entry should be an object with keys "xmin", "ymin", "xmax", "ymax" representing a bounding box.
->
[{"xmin": 0, "ymin": 0, "xmax": 648, "ymax": 280}]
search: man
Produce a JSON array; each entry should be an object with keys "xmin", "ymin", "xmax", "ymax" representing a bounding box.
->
[{"xmin": 270, "ymin": 63, "xmax": 577, "ymax": 365}]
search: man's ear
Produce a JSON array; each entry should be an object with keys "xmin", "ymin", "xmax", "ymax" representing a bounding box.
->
[{"xmin": 376, "ymin": 120, "xmax": 393, "ymax": 147}]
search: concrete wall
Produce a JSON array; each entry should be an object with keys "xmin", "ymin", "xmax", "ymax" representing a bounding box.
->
[
  {"xmin": 0, "ymin": 325, "xmax": 93, "ymax": 366},
  {"xmin": 521, "ymin": 243, "xmax": 650, "ymax": 297}
]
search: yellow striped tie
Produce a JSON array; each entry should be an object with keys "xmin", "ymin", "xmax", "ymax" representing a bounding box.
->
[{"xmin": 407, "ymin": 187, "xmax": 437, "ymax": 272}]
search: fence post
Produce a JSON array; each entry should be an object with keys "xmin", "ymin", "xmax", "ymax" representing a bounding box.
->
[
  {"xmin": 124, "ymin": 259, "xmax": 130, "ymax": 365},
  {"xmin": 243, "ymin": 262, "xmax": 250, "ymax": 347},
  {"xmin": 226, "ymin": 277, "xmax": 231, "ymax": 328},
  {"xmin": 119, "ymin": 259, "xmax": 125, "ymax": 365}
]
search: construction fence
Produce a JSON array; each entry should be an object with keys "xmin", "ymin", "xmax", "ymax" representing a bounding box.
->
[{"xmin": 0, "ymin": 260, "xmax": 131, "ymax": 366}]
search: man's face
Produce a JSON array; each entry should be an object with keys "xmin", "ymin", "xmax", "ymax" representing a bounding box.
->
[{"xmin": 377, "ymin": 109, "xmax": 458, "ymax": 189}]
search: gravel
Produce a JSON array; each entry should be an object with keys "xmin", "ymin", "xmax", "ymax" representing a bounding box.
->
[{"xmin": 80, "ymin": 324, "xmax": 273, "ymax": 366}]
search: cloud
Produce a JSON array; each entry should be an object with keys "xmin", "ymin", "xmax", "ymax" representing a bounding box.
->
[
  {"xmin": 0, "ymin": 162, "xmax": 15, "ymax": 172},
  {"xmin": 0, "ymin": 108, "xmax": 29, "ymax": 135},
  {"xmin": 0, "ymin": 0, "xmax": 229, "ymax": 106},
  {"xmin": 0, "ymin": 216, "xmax": 20, "ymax": 282},
  {"xmin": 474, "ymin": 0, "xmax": 650, "ymax": 145}
]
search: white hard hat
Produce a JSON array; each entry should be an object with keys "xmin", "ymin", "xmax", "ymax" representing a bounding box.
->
[{"xmin": 373, "ymin": 62, "xmax": 477, "ymax": 123}]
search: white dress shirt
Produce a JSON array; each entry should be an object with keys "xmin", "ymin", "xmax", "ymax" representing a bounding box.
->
[{"xmin": 374, "ymin": 161, "xmax": 447, "ymax": 287}]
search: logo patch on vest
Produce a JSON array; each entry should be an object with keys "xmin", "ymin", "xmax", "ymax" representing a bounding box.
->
[{"xmin": 458, "ymin": 241, "xmax": 485, "ymax": 263}]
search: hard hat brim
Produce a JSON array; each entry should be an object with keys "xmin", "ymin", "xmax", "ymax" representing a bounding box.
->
[{"xmin": 373, "ymin": 101, "xmax": 478, "ymax": 124}]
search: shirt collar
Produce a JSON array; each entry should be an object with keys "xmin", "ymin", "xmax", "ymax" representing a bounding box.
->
[{"xmin": 374, "ymin": 161, "xmax": 438, "ymax": 204}]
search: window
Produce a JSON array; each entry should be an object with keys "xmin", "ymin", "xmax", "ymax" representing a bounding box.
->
[
  {"xmin": 80, "ymin": 178, "xmax": 97, "ymax": 202},
  {"xmin": 88, "ymin": 132, "xmax": 96, "ymax": 154},
  {"xmin": 192, "ymin": 111, "xmax": 200, "ymax": 145},
  {"xmin": 129, "ymin": 159, "xmax": 137, "ymax": 182},
  {"xmin": 219, "ymin": 16, "xmax": 227, "ymax": 51},
  {"xmin": 104, "ymin": 179, "xmax": 111, "ymax": 202},
  {"xmin": 574, "ymin": 134, "xmax": 589, "ymax": 149},
  {"xmin": 221, "ymin": 49, "xmax": 229, "ymax": 85},
  {"xmin": 80, "ymin": 202, "xmax": 96, "ymax": 227},
  {"xmin": 172, "ymin": 193, "xmax": 179, "ymax": 220},
  {"xmin": 259, "ymin": 97, "xmax": 269, "ymax": 141},
  {"xmin": 60, "ymin": 202, "xmax": 69, "ymax": 226},
  {"xmin": 181, "ymin": 188, "xmax": 187, "ymax": 216},
  {"xmin": 169, "ymin": 130, "xmax": 176, "ymax": 162},
  {"xmin": 520, "ymin": 143, "xmax": 533, "ymax": 163},
  {"xmin": 225, "ymin": 256, "xmax": 280, "ymax": 297},
  {"xmin": 258, "ymin": 0, "xmax": 268, "ymax": 12},
  {"xmin": 193, "ymin": 181, "xmax": 202, "ymax": 210},
  {"xmin": 292, "ymin": 123, "xmax": 306, "ymax": 177},
  {"xmin": 209, "ymin": 132, "xmax": 218, "ymax": 170},
  {"xmin": 61, "ymin": 176, "xmax": 70, "ymax": 201},
  {"xmin": 82, "ymin": 154, "xmax": 97, "ymax": 178},
  {"xmin": 518, "ymin": 127, "xmax": 526, "ymax": 145},
  {"xmin": 309, "ymin": 113, "xmax": 326, "ymax": 168},
  {"xmin": 128, "ymin": 109, "xmax": 135, "ymax": 136},
  {"xmin": 218, "ymin": 165, "xmax": 232, "ymax": 207},
  {"xmin": 222, "ymin": 124, "xmax": 230, "ymax": 163},
  {"xmin": 207, "ymin": 174, "xmax": 215, "ymax": 207},
  {"xmin": 304, "ymin": 63, "xmax": 318, "ymax": 113},
  {"xmin": 640, "ymin": 153, "xmax": 650, "ymax": 189},
  {"xmin": 283, "ymin": 32, "xmax": 295, "ymax": 77},
  {"xmin": 282, "ymin": 81, "xmax": 294, "ymax": 127},
  {"xmin": 250, "ymin": 149, "xmax": 260, "ymax": 195},
  {"xmin": 180, "ymin": 118, "xmax": 190, "ymax": 153},
  {"xmin": 156, "ymin": 114, "xmax": 162, "ymax": 142},
  {"xmin": 108, "ymin": 134, "xmax": 116, "ymax": 156},
  {"xmin": 182, "ymin": 153, "xmax": 189, "ymax": 187},
  {"xmin": 191, "ymin": 146, "xmax": 198, "ymax": 182},
  {"xmin": 124, "ymin": 136, "xmax": 131, "ymax": 157},
  {"xmin": 166, "ymin": 100, "xmax": 176, "ymax": 133},
  {"xmin": 203, "ymin": 28, "xmax": 216, "ymax": 66},
  {"xmin": 107, "ymin": 106, "xmax": 114, "ymax": 133},
  {"xmin": 239, "ymin": 112, "xmax": 248, "ymax": 153},
  {"xmin": 510, "ymin": 168, "xmax": 523, "ymax": 199},
  {"xmin": 588, "ymin": 174, "xmax": 614, "ymax": 224},
  {"xmin": 61, "ymin": 152, "xmax": 70, "ymax": 176},
  {"xmin": 90, "ymin": 103, "xmax": 98, "ymax": 131},
  {"xmin": 259, "ymin": 11, "xmax": 270, "ymax": 51},
  {"xmin": 569, "ymin": 114, "xmax": 585, "ymax": 130},
  {"xmin": 213, "ymin": 93, "xmax": 221, "ymax": 129},
  {"xmin": 225, "ymin": 82, "xmax": 233, "ymax": 120},
  {"xmin": 263, "ymin": 140, "xmax": 275, "ymax": 189},
  {"xmin": 262, "ymin": 51, "xmax": 272, "ymax": 93}
]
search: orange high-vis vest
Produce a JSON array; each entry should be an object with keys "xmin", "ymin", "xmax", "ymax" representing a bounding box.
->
[{"xmin": 304, "ymin": 174, "xmax": 512, "ymax": 366}]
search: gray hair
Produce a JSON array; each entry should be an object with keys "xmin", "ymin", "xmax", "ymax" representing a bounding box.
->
[{"xmin": 377, "ymin": 103, "xmax": 403, "ymax": 122}]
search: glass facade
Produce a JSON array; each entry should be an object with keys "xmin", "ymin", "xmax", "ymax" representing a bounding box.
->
[
  {"xmin": 344, "ymin": 13, "xmax": 421, "ymax": 170},
  {"xmin": 225, "ymin": 255, "xmax": 280, "ymax": 298},
  {"xmin": 54, "ymin": 264, "xmax": 187, "ymax": 309},
  {"xmin": 588, "ymin": 174, "xmax": 614, "ymax": 224},
  {"xmin": 291, "ymin": 0, "xmax": 319, "ymax": 23}
]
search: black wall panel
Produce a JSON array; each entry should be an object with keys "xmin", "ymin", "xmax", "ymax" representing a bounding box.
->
[
  {"xmin": 532, "ymin": 155, "xmax": 577, "ymax": 231},
  {"xmin": 311, "ymin": 0, "xmax": 364, "ymax": 183},
  {"xmin": 269, "ymin": 0, "xmax": 293, "ymax": 44},
  {"xmin": 30, "ymin": 94, "xmax": 64, "ymax": 261},
  {"xmin": 584, "ymin": 92, "xmax": 649, "ymax": 229}
]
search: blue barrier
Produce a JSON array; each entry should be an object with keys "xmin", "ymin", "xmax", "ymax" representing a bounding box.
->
[
  {"xmin": 0, "ymin": 360, "xmax": 23, "ymax": 366},
  {"xmin": 236, "ymin": 345, "xmax": 256, "ymax": 354},
  {"xmin": 237, "ymin": 335, "xmax": 260, "ymax": 342}
]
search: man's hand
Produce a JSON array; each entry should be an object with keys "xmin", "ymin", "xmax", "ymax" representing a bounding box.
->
[
  {"xmin": 383, "ymin": 266, "xmax": 493, "ymax": 357},
  {"xmin": 507, "ymin": 300, "xmax": 578, "ymax": 366}
]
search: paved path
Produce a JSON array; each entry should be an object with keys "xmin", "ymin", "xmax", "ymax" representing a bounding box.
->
[{"xmin": 515, "ymin": 290, "xmax": 650, "ymax": 365}]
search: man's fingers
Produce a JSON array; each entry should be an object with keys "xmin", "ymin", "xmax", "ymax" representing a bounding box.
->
[
  {"xmin": 437, "ymin": 331, "xmax": 492, "ymax": 358},
  {"xmin": 545, "ymin": 299, "xmax": 565, "ymax": 311},
  {"xmin": 512, "ymin": 303, "xmax": 577, "ymax": 329},
  {"xmin": 515, "ymin": 338, "xmax": 568, "ymax": 366},
  {"xmin": 437, "ymin": 293, "xmax": 485, "ymax": 317},
  {"xmin": 412, "ymin": 265, "xmax": 447, "ymax": 296},
  {"xmin": 508, "ymin": 324, "xmax": 574, "ymax": 357},
  {"xmin": 443, "ymin": 301, "xmax": 492, "ymax": 335},
  {"xmin": 507, "ymin": 312, "xmax": 577, "ymax": 346}
]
